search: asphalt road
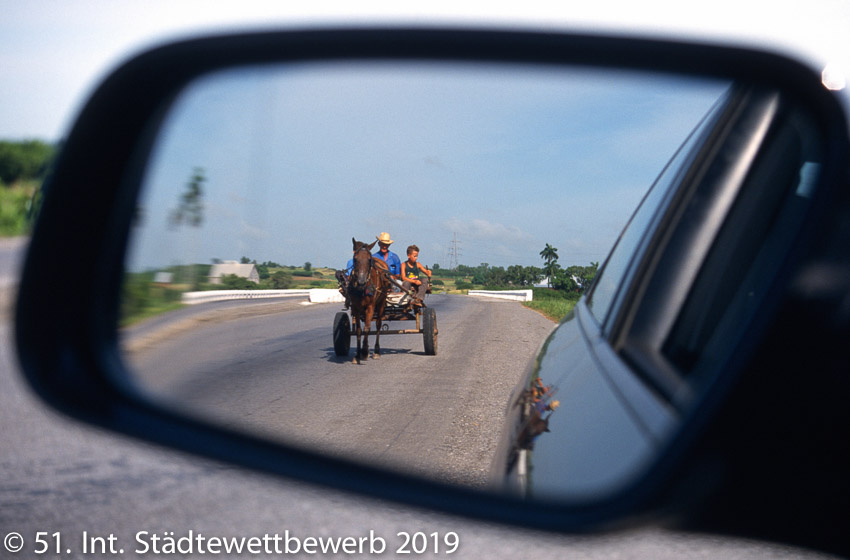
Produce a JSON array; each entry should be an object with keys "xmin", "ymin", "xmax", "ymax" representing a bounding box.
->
[
  {"xmin": 125, "ymin": 295, "xmax": 554, "ymax": 487},
  {"xmin": 0, "ymin": 238, "xmax": 27, "ymax": 317},
  {"xmin": 1, "ymin": 294, "xmax": 839, "ymax": 558}
]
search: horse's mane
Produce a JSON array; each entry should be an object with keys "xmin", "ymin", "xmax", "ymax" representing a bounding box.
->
[{"xmin": 371, "ymin": 256, "xmax": 389, "ymax": 271}]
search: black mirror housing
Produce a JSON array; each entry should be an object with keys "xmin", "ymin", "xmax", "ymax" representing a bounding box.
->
[{"xmin": 15, "ymin": 28, "xmax": 850, "ymax": 556}]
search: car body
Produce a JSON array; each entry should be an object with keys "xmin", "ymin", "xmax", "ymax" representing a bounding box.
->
[
  {"xmin": 12, "ymin": 18, "xmax": 850, "ymax": 560},
  {"xmin": 495, "ymin": 79, "xmax": 850, "ymax": 551}
]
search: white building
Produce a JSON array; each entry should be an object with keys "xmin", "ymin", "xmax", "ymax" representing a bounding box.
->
[{"xmin": 208, "ymin": 261, "xmax": 260, "ymax": 284}]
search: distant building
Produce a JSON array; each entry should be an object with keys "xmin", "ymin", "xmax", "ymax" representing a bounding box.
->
[
  {"xmin": 208, "ymin": 261, "xmax": 260, "ymax": 284},
  {"xmin": 153, "ymin": 272, "xmax": 174, "ymax": 284},
  {"xmin": 534, "ymin": 277, "xmax": 551, "ymax": 288}
]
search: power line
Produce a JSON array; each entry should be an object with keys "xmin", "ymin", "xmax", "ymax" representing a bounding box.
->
[{"xmin": 447, "ymin": 233, "xmax": 462, "ymax": 270}]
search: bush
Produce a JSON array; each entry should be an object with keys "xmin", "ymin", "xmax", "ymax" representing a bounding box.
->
[
  {"xmin": 271, "ymin": 270, "xmax": 293, "ymax": 289},
  {"xmin": 0, "ymin": 186, "xmax": 33, "ymax": 236},
  {"xmin": 456, "ymin": 281, "xmax": 474, "ymax": 290},
  {"xmin": 120, "ymin": 272, "xmax": 185, "ymax": 326},
  {"xmin": 220, "ymin": 274, "xmax": 257, "ymax": 290}
]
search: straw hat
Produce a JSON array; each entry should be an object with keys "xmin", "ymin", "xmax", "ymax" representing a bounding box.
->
[{"xmin": 376, "ymin": 232, "xmax": 394, "ymax": 245}]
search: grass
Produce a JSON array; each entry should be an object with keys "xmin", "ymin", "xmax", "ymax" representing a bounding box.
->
[
  {"xmin": 120, "ymin": 267, "xmax": 341, "ymax": 326},
  {"xmin": 523, "ymin": 288, "xmax": 580, "ymax": 322},
  {"xmin": 120, "ymin": 302, "xmax": 185, "ymax": 327},
  {"xmin": 0, "ymin": 182, "xmax": 37, "ymax": 237}
]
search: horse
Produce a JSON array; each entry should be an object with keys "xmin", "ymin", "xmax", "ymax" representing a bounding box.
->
[{"xmin": 347, "ymin": 238, "xmax": 390, "ymax": 364}]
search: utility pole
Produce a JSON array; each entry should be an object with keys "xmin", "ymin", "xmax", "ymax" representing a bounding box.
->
[{"xmin": 447, "ymin": 233, "xmax": 462, "ymax": 270}]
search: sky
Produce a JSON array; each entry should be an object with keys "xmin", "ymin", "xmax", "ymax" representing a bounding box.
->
[
  {"xmin": 127, "ymin": 63, "xmax": 726, "ymax": 270},
  {"xmin": 3, "ymin": 1, "xmax": 848, "ymax": 270}
]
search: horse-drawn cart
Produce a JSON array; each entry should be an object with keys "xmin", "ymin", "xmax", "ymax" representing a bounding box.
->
[{"xmin": 332, "ymin": 289, "xmax": 438, "ymax": 357}]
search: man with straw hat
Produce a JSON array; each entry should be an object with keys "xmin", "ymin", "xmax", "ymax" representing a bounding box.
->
[{"xmin": 373, "ymin": 232, "xmax": 401, "ymax": 280}]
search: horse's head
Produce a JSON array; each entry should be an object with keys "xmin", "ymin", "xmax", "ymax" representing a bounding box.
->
[{"xmin": 351, "ymin": 239, "xmax": 377, "ymax": 288}]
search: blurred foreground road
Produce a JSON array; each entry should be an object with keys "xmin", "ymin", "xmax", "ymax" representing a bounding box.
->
[{"xmin": 0, "ymin": 238, "xmax": 27, "ymax": 316}]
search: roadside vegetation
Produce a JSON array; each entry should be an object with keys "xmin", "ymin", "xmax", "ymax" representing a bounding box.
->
[
  {"xmin": 121, "ymin": 260, "xmax": 339, "ymax": 326},
  {"xmin": 0, "ymin": 140, "xmax": 55, "ymax": 237},
  {"xmin": 524, "ymin": 289, "xmax": 580, "ymax": 322},
  {"xmin": 121, "ymin": 245, "xmax": 599, "ymax": 326},
  {"xmin": 427, "ymin": 246, "xmax": 598, "ymax": 322}
]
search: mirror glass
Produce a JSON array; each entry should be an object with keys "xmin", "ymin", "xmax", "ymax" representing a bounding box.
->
[{"xmin": 121, "ymin": 61, "xmax": 728, "ymax": 497}]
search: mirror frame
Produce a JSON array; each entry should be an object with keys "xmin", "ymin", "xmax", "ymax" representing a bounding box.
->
[{"xmin": 15, "ymin": 27, "xmax": 850, "ymax": 544}]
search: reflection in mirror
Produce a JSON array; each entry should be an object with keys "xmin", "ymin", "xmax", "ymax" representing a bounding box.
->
[{"xmin": 121, "ymin": 61, "xmax": 728, "ymax": 497}]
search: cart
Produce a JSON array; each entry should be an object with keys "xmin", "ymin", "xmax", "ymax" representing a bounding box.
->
[{"xmin": 332, "ymin": 284, "xmax": 437, "ymax": 357}]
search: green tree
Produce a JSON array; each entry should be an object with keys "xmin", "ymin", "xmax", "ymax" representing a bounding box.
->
[
  {"xmin": 169, "ymin": 167, "xmax": 205, "ymax": 228},
  {"xmin": 552, "ymin": 262, "xmax": 599, "ymax": 293},
  {"xmin": 539, "ymin": 243, "xmax": 559, "ymax": 287},
  {"xmin": 0, "ymin": 140, "xmax": 54, "ymax": 185},
  {"xmin": 304, "ymin": 261, "xmax": 312, "ymax": 272},
  {"xmin": 220, "ymin": 274, "xmax": 255, "ymax": 290},
  {"xmin": 271, "ymin": 270, "xmax": 293, "ymax": 289}
]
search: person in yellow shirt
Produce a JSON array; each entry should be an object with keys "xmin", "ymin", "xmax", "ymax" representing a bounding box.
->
[{"xmin": 400, "ymin": 244, "xmax": 432, "ymax": 304}]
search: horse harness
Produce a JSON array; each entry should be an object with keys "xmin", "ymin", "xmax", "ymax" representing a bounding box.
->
[{"xmin": 349, "ymin": 247, "xmax": 388, "ymax": 299}]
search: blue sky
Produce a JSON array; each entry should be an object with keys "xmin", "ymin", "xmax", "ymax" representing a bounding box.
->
[{"xmin": 128, "ymin": 62, "xmax": 727, "ymax": 270}]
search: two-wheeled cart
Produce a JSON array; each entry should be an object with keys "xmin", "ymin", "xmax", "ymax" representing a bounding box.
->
[{"xmin": 332, "ymin": 288, "xmax": 437, "ymax": 357}]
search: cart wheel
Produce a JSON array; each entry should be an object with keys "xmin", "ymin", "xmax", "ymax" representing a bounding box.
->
[
  {"xmin": 333, "ymin": 312, "xmax": 351, "ymax": 356},
  {"xmin": 422, "ymin": 307, "xmax": 437, "ymax": 356}
]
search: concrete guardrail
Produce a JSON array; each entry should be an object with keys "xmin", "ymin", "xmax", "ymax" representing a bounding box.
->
[
  {"xmin": 180, "ymin": 288, "xmax": 346, "ymax": 305},
  {"xmin": 181, "ymin": 289, "xmax": 310, "ymax": 305},
  {"xmin": 467, "ymin": 289, "xmax": 533, "ymax": 302},
  {"xmin": 308, "ymin": 289, "xmax": 345, "ymax": 303}
]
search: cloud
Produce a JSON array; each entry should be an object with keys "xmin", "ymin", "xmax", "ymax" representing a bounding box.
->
[
  {"xmin": 241, "ymin": 220, "xmax": 270, "ymax": 240},
  {"xmin": 442, "ymin": 217, "xmax": 533, "ymax": 241},
  {"xmin": 364, "ymin": 209, "xmax": 417, "ymax": 229}
]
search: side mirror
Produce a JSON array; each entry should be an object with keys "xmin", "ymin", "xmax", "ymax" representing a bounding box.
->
[{"xmin": 15, "ymin": 28, "xmax": 850, "ymax": 556}]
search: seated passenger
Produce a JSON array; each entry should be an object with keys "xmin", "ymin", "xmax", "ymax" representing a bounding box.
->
[{"xmin": 401, "ymin": 244, "xmax": 432, "ymax": 304}]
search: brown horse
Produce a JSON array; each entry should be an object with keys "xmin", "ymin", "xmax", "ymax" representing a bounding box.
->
[{"xmin": 348, "ymin": 238, "xmax": 390, "ymax": 364}]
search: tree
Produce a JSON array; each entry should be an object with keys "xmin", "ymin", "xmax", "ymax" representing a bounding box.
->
[
  {"xmin": 539, "ymin": 243, "xmax": 559, "ymax": 287},
  {"xmin": 543, "ymin": 261, "xmax": 562, "ymax": 287},
  {"xmin": 169, "ymin": 167, "xmax": 205, "ymax": 228},
  {"xmin": 304, "ymin": 261, "xmax": 312, "ymax": 272},
  {"xmin": 0, "ymin": 140, "xmax": 54, "ymax": 185},
  {"xmin": 219, "ymin": 274, "xmax": 255, "ymax": 290},
  {"xmin": 270, "ymin": 270, "xmax": 293, "ymax": 289},
  {"xmin": 552, "ymin": 262, "xmax": 599, "ymax": 293}
]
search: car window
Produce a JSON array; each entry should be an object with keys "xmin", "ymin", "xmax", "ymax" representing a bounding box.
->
[
  {"xmin": 662, "ymin": 105, "xmax": 823, "ymax": 377},
  {"xmin": 586, "ymin": 90, "xmax": 730, "ymax": 330}
]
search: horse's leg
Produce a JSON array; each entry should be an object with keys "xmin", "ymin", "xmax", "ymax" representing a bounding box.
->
[
  {"xmin": 353, "ymin": 314, "xmax": 361, "ymax": 365},
  {"xmin": 374, "ymin": 305, "xmax": 382, "ymax": 359},
  {"xmin": 363, "ymin": 304, "xmax": 373, "ymax": 360}
]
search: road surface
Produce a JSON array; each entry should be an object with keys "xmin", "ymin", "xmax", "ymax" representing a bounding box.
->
[{"xmin": 125, "ymin": 295, "xmax": 553, "ymax": 487}]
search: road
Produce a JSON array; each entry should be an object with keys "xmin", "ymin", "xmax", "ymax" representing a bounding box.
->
[
  {"xmin": 1, "ymin": 293, "xmax": 839, "ymax": 558},
  {"xmin": 0, "ymin": 237, "xmax": 27, "ymax": 316},
  {"xmin": 125, "ymin": 295, "xmax": 553, "ymax": 487}
]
